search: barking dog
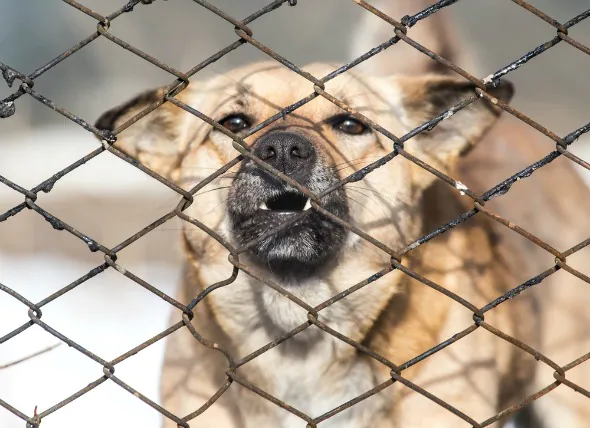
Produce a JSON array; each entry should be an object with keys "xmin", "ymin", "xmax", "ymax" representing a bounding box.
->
[{"xmin": 96, "ymin": 62, "xmax": 533, "ymax": 427}]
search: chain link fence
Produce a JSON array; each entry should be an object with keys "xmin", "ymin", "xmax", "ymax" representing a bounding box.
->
[{"xmin": 1, "ymin": 0, "xmax": 590, "ymax": 426}]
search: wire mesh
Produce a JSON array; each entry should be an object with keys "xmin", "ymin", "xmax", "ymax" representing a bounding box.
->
[{"xmin": 1, "ymin": 0, "xmax": 590, "ymax": 427}]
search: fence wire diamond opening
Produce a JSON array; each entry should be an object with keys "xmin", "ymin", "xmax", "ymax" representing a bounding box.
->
[{"xmin": 2, "ymin": 0, "xmax": 590, "ymax": 427}]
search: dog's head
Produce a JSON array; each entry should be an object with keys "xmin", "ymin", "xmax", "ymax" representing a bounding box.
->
[{"xmin": 96, "ymin": 62, "xmax": 511, "ymax": 286}]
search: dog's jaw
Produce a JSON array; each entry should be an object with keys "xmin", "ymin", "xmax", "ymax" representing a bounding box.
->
[{"xmin": 227, "ymin": 159, "xmax": 349, "ymax": 279}]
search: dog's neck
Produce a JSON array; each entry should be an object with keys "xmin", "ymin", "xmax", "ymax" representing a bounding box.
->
[{"xmin": 189, "ymin": 245, "xmax": 409, "ymax": 369}]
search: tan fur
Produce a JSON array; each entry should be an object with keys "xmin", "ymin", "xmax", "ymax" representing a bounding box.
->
[
  {"xmin": 96, "ymin": 61, "xmax": 532, "ymax": 427},
  {"xmin": 356, "ymin": 1, "xmax": 590, "ymax": 425}
]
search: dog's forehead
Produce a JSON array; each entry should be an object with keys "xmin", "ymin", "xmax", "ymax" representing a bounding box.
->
[{"xmin": 210, "ymin": 62, "xmax": 377, "ymax": 117}]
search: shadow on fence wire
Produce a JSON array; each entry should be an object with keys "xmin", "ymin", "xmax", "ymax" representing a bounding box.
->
[{"xmin": 1, "ymin": 0, "xmax": 590, "ymax": 426}]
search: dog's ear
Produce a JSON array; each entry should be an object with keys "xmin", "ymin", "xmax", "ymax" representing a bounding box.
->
[
  {"xmin": 351, "ymin": 0, "xmax": 471, "ymax": 76},
  {"xmin": 95, "ymin": 88, "xmax": 187, "ymax": 181},
  {"xmin": 397, "ymin": 75, "xmax": 513, "ymax": 168}
]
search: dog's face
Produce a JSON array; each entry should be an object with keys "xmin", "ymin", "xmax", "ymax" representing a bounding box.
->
[{"xmin": 96, "ymin": 62, "xmax": 511, "ymax": 325}]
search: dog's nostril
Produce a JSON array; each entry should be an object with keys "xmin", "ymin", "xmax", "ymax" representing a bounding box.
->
[
  {"xmin": 290, "ymin": 144, "xmax": 310, "ymax": 159},
  {"xmin": 262, "ymin": 147, "xmax": 276, "ymax": 160}
]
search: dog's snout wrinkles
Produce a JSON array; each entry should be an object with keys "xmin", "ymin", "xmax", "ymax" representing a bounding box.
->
[{"xmin": 254, "ymin": 132, "xmax": 315, "ymax": 177}]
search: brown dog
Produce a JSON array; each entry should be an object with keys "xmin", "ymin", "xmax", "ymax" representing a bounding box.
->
[{"xmin": 95, "ymin": 60, "xmax": 539, "ymax": 427}]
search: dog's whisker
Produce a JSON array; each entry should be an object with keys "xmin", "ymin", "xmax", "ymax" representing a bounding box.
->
[
  {"xmin": 347, "ymin": 185, "xmax": 396, "ymax": 203},
  {"xmin": 182, "ymin": 166, "xmax": 238, "ymax": 171},
  {"xmin": 179, "ymin": 175, "xmax": 241, "ymax": 187},
  {"xmin": 344, "ymin": 195, "xmax": 370, "ymax": 211},
  {"xmin": 336, "ymin": 161, "xmax": 383, "ymax": 173},
  {"xmin": 206, "ymin": 197, "xmax": 230, "ymax": 215},
  {"xmin": 333, "ymin": 155, "xmax": 385, "ymax": 170},
  {"xmin": 346, "ymin": 188, "xmax": 394, "ymax": 220},
  {"xmin": 194, "ymin": 186, "xmax": 232, "ymax": 197}
]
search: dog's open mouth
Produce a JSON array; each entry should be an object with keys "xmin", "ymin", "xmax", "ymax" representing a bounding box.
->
[
  {"xmin": 227, "ymin": 164, "xmax": 349, "ymax": 274},
  {"xmin": 259, "ymin": 192, "xmax": 311, "ymax": 213}
]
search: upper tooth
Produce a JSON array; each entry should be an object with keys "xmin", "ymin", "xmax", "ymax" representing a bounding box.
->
[
  {"xmin": 303, "ymin": 199, "xmax": 312, "ymax": 211},
  {"xmin": 260, "ymin": 202, "xmax": 269, "ymax": 210}
]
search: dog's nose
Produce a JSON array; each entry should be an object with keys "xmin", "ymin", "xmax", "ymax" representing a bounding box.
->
[{"xmin": 253, "ymin": 132, "xmax": 315, "ymax": 178}]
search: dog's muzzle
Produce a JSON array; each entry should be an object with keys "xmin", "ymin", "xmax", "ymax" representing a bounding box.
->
[{"xmin": 227, "ymin": 131, "xmax": 349, "ymax": 277}]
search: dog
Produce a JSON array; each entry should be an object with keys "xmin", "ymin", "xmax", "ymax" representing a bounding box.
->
[{"xmin": 94, "ymin": 59, "xmax": 544, "ymax": 427}]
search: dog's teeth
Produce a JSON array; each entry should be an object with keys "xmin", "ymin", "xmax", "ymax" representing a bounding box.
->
[
  {"xmin": 303, "ymin": 199, "xmax": 312, "ymax": 211},
  {"xmin": 260, "ymin": 202, "xmax": 269, "ymax": 210}
]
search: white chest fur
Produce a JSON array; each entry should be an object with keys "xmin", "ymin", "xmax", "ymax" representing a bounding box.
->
[{"xmin": 231, "ymin": 331, "xmax": 390, "ymax": 428}]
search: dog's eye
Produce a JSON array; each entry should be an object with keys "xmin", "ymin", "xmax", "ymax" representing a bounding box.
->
[
  {"xmin": 332, "ymin": 116, "xmax": 368, "ymax": 135},
  {"xmin": 219, "ymin": 114, "xmax": 251, "ymax": 133}
]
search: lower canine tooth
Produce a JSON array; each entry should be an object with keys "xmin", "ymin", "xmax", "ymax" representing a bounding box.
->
[
  {"xmin": 303, "ymin": 199, "xmax": 312, "ymax": 211},
  {"xmin": 260, "ymin": 202, "xmax": 269, "ymax": 210}
]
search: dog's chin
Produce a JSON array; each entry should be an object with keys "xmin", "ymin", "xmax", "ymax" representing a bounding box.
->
[
  {"xmin": 230, "ymin": 211, "xmax": 347, "ymax": 280},
  {"xmin": 253, "ymin": 226, "xmax": 338, "ymax": 277}
]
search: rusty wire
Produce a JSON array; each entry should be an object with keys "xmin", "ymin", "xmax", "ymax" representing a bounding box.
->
[{"xmin": 1, "ymin": 0, "xmax": 590, "ymax": 427}]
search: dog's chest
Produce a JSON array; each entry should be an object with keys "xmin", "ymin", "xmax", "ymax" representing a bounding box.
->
[{"xmin": 234, "ymin": 335, "xmax": 391, "ymax": 427}]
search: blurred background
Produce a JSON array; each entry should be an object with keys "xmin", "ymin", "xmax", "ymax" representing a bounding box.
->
[{"xmin": 1, "ymin": 1, "xmax": 589, "ymax": 427}]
